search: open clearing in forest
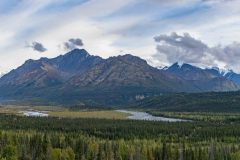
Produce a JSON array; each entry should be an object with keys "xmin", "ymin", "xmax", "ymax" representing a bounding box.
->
[{"xmin": 49, "ymin": 110, "xmax": 129, "ymax": 119}]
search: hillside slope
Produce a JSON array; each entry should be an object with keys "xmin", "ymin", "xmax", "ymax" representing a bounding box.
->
[{"xmin": 133, "ymin": 91, "xmax": 240, "ymax": 112}]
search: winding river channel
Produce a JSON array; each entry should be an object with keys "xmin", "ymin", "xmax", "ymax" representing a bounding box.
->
[{"xmin": 117, "ymin": 110, "xmax": 189, "ymax": 122}]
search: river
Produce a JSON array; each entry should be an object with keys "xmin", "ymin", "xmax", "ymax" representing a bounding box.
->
[{"xmin": 117, "ymin": 110, "xmax": 189, "ymax": 122}]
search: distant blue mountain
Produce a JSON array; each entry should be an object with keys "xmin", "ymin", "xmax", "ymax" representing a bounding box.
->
[
  {"xmin": 165, "ymin": 62, "xmax": 239, "ymax": 91},
  {"xmin": 204, "ymin": 67, "xmax": 240, "ymax": 86},
  {"xmin": 222, "ymin": 71, "xmax": 240, "ymax": 86}
]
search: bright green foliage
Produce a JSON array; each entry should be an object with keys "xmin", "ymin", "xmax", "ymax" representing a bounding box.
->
[
  {"xmin": 48, "ymin": 147, "xmax": 75, "ymax": 160},
  {"xmin": 1, "ymin": 145, "xmax": 17, "ymax": 160}
]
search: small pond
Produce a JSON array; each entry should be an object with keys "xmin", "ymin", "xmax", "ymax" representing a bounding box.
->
[{"xmin": 22, "ymin": 111, "xmax": 48, "ymax": 117}]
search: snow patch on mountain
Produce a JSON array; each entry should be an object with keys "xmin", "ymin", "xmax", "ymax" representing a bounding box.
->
[
  {"xmin": 0, "ymin": 73, "xmax": 5, "ymax": 78},
  {"xmin": 210, "ymin": 67, "xmax": 233, "ymax": 76}
]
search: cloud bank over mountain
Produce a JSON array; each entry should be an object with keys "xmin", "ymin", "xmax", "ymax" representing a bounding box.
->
[
  {"xmin": 153, "ymin": 32, "xmax": 240, "ymax": 72},
  {"xmin": 64, "ymin": 38, "xmax": 84, "ymax": 51}
]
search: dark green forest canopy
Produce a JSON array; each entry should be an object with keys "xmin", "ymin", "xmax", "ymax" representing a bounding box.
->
[
  {"xmin": 0, "ymin": 114, "xmax": 239, "ymax": 141},
  {"xmin": 0, "ymin": 114, "xmax": 240, "ymax": 159}
]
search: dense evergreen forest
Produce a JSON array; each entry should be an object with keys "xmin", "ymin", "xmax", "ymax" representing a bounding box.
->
[
  {"xmin": 147, "ymin": 111, "xmax": 240, "ymax": 123},
  {"xmin": 133, "ymin": 91, "xmax": 240, "ymax": 112},
  {"xmin": 0, "ymin": 114, "xmax": 240, "ymax": 159}
]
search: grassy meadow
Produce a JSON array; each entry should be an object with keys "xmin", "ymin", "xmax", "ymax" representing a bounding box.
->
[
  {"xmin": 0, "ymin": 105, "xmax": 130, "ymax": 119},
  {"xmin": 48, "ymin": 110, "xmax": 130, "ymax": 119}
]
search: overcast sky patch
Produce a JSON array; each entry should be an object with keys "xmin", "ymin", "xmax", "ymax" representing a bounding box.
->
[{"xmin": 0, "ymin": 0, "xmax": 240, "ymax": 72}]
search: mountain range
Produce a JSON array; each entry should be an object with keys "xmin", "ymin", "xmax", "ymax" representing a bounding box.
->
[
  {"xmin": 0, "ymin": 49, "xmax": 239, "ymax": 106},
  {"xmin": 165, "ymin": 63, "xmax": 240, "ymax": 91}
]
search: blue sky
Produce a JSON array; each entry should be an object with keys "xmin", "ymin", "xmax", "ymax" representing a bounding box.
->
[{"xmin": 0, "ymin": 0, "xmax": 240, "ymax": 73}]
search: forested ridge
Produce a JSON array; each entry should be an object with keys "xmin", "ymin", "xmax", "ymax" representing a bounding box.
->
[
  {"xmin": 134, "ymin": 91, "xmax": 240, "ymax": 112},
  {"xmin": 0, "ymin": 114, "xmax": 240, "ymax": 159}
]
